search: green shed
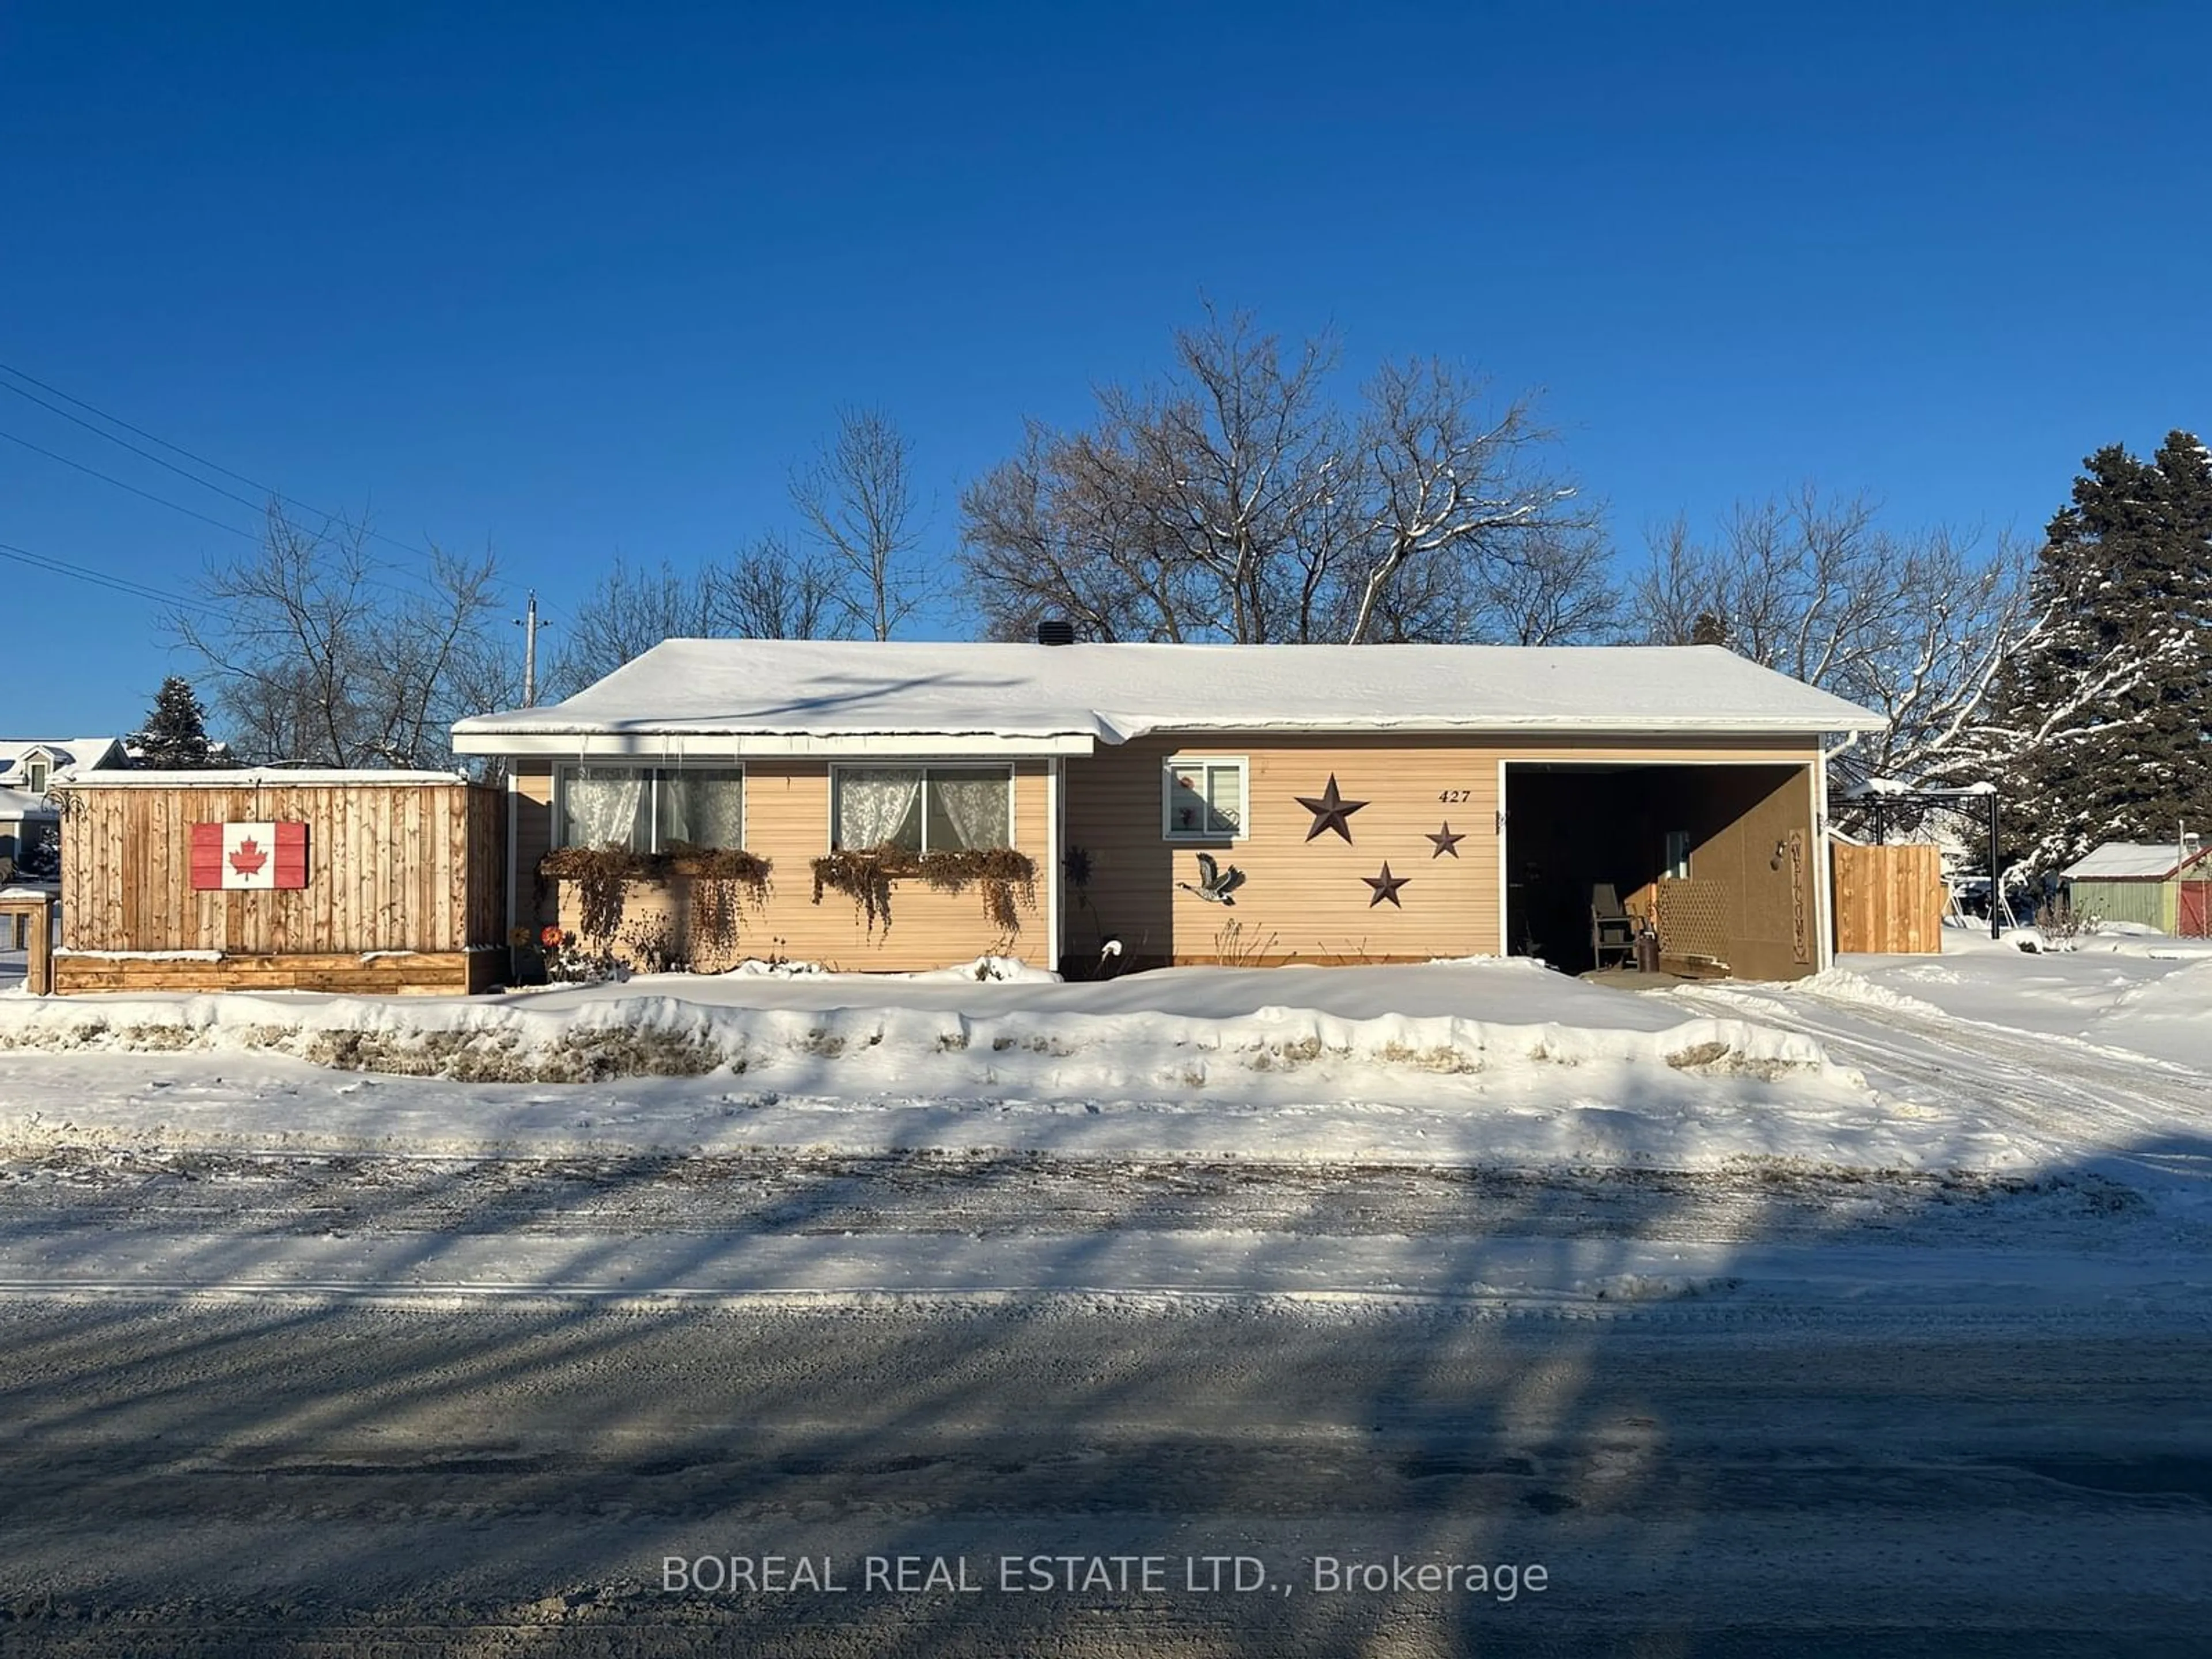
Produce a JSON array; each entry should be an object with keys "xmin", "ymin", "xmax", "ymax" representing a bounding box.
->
[{"xmin": 2062, "ymin": 841, "xmax": 2211, "ymax": 936}]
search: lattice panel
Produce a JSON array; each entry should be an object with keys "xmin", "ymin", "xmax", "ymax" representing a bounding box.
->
[{"xmin": 1655, "ymin": 878, "xmax": 1729, "ymax": 967}]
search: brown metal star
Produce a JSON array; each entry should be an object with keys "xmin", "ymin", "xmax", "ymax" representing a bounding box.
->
[
  {"xmin": 1362, "ymin": 862, "xmax": 1410, "ymax": 907},
  {"xmin": 1295, "ymin": 774, "xmax": 1369, "ymax": 843},
  {"xmin": 1426, "ymin": 821, "xmax": 1466, "ymax": 858}
]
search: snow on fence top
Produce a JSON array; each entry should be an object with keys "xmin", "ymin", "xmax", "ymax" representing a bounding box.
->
[
  {"xmin": 452, "ymin": 640, "xmax": 1888, "ymax": 749},
  {"xmin": 0, "ymin": 785, "xmax": 55, "ymax": 817},
  {"xmin": 56, "ymin": 768, "xmax": 476, "ymax": 789},
  {"xmin": 2063, "ymin": 842, "xmax": 2211, "ymax": 880}
]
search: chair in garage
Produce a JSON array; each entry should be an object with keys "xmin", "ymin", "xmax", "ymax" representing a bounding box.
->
[{"xmin": 1590, "ymin": 883, "xmax": 1638, "ymax": 971}]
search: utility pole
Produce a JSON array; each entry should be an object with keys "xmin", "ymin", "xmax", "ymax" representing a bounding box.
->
[{"xmin": 514, "ymin": 592, "xmax": 550, "ymax": 706}]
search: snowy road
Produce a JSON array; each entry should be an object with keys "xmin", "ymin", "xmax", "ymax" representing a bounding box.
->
[
  {"xmin": 1, "ymin": 1298, "xmax": 2208, "ymax": 1656},
  {"xmin": 2, "ymin": 1136, "xmax": 2210, "ymax": 1654}
]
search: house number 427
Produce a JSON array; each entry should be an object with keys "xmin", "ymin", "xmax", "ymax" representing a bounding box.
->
[{"xmin": 1437, "ymin": 789, "xmax": 1471, "ymax": 804}]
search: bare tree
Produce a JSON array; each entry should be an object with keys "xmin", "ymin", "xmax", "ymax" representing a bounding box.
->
[
  {"xmin": 957, "ymin": 306, "xmax": 1610, "ymax": 645},
  {"xmin": 173, "ymin": 503, "xmax": 505, "ymax": 768},
  {"xmin": 710, "ymin": 533, "xmax": 854, "ymax": 639},
  {"xmin": 1346, "ymin": 358, "xmax": 1594, "ymax": 642},
  {"xmin": 791, "ymin": 408, "xmax": 927, "ymax": 641},
  {"xmin": 1631, "ymin": 488, "xmax": 2030, "ymax": 800},
  {"xmin": 552, "ymin": 557, "xmax": 717, "ymax": 690}
]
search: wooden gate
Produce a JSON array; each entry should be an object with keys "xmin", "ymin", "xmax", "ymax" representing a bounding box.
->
[{"xmin": 1832, "ymin": 843, "xmax": 1943, "ymax": 955}]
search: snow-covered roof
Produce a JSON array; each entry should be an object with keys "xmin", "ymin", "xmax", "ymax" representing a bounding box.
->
[
  {"xmin": 0, "ymin": 785, "xmax": 58, "ymax": 820},
  {"xmin": 2063, "ymin": 842, "xmax": 2211, "ymax": 880},
  {"xmin": 0, "ymin": 737, "xmax": 124, "ymax": 785},
  {"xmin": 452, "ymin": 641, "xmax": 1888, "ymax": 755},
  {"xmin": 58, "ymin": 768, "xmax": 475, "ymax": 789}
]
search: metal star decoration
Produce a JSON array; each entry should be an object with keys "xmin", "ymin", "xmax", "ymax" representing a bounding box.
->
[
  {"xmin": 1295, "ymin": 774, "xmax": 1369, "ymax": 843},
  {"xmin": 1426, "ymin": 821, "xmax": 1466, "ymax": 858},
  {"xmin": 1362, "ymin": 862, "xmax": 1410, "ymax": 907}
]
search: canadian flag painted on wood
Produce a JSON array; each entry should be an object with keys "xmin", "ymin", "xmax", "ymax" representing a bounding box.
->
[{"xmin": 190, "ymin": 822, "xmax": 309, "ymax": 891}]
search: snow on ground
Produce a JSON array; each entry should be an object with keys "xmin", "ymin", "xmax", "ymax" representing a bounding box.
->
[
  {"xmin": 0, "ymin": 957, "xmax": 1887, "ymax": 1169},
  {"xmin": 1797, "ymin": 921, "xmax": 2212, "ymax": 1071},
  {"xmin": 2, "ymin": 940, "xmax": 2210, "ymax": 1184}
]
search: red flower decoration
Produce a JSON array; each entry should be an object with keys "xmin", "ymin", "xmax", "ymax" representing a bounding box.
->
[{"xmin": 540, "ymin": 925, "xmax": 565, "ymax": 948}]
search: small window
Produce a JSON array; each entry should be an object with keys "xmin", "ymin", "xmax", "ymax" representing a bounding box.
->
[
  {"xmin": 832, "ymin": 766, "xmax": 1013, "ymax": 853},
  {"xmin": 1163, "ymin": 757, "xmax": 1247, "ymax": 840},
  {"xmin": 557, "ymin": 765, "xmax": 745, "ymax": 853},
  {"xmin": 1664, "ymin": 830, "xmax": 1692, "ymax": 881},
  {"xmin": 24, "ymin": 756, "xmax": 50, "ymax": 795}
]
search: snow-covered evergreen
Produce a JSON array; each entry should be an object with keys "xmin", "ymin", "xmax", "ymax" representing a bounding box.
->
[
  {"xmin": 1973, "ymin": 432, "xmax": 2212, "ymax": 881},
  {"xmin": 128, "ymin": 677, "xmax": 223, "ymax": 771}
]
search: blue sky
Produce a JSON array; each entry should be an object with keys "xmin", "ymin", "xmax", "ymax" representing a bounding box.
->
[{"xmin": 2, "ymin": 2, "xmax": 2205, "ymax": 736}]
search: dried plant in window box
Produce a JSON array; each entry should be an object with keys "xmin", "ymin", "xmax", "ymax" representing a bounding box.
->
[
  {"xmin": 809, "ymin": 846, "xmax": 1036, "ymax": 934},
  {"xmin": 539, "ymin": 844, "xmax": 772, "ymax": 949}
]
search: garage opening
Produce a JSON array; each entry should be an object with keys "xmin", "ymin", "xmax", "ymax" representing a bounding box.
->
[{"xmin": 1502, "ymin": 762, "xmax": 1818, "ymax": 980}]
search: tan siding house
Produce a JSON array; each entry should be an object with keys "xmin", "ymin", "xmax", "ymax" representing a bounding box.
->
[{"xmin": 455, "ymin": 638, "xmax": 1886, "ymax": 982}]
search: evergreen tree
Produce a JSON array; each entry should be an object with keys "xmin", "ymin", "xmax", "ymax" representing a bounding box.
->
[
  {"xmin": 1979, "ymin": 431, "xmax": 2212, "ymax": 882},
  {"xmin": 132, "ymin": 676, "xmax": 222, "ymax": 769}
]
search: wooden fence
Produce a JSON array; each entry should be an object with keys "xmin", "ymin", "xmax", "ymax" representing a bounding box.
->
[
  {"xmin": 55, "ymin": 774, "xmax": 505, "ymax": 994},
  {"xmin": 1831, "ymin": 842, "xmax": 1943, "ymax": 955}
]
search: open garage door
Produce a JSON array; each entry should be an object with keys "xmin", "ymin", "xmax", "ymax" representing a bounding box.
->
[{"xmin": 1501, "ymin": 761, "xmax": 1819, "ymax": 980}]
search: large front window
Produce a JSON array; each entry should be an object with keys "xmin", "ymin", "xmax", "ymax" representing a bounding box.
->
[
  {"xmin": 558, "ymin": 766, "xmax": 745, "ymax": 853},
  {"xmin": 832, "ymin": 766, "xmax": 1013, "ymax": 852}
]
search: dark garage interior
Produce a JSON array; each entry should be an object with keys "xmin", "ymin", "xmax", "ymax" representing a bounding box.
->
[{"xmin": 1503, "ymin": 762, "xmax": 1816, "ymax": 979}]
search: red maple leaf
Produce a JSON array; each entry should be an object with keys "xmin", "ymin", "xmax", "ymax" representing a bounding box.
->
[{"xmin": 229, "ymin": 837, "xmax": 268, "ymax": 877}]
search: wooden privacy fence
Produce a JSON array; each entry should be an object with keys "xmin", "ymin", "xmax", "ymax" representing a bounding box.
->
[
  {"xmin": 56, "ymin": 771, "xmax": 506, "ymax": 995},
  {"xmin": 1832, "ymin": 842, "xmax": 1943, "ymax": 955}
]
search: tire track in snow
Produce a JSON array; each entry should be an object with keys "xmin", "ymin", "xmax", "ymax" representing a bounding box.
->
[{"xmin": 1668, "ymin": 983, "xmax": 2212, "ymax": 1170}]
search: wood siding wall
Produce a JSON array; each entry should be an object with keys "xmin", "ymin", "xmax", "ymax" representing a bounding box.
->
[
  {"xmin": 2065, "ymin": 877, "xmax": 2172, "ymax": 934},
  {"xmin": 59, "ymin": 781, "xmax": 506, "ymax": 957},
  {"xmin": 525, "ymin": 759, "xmax": 1052, "ymax": 972},
  {"xmin": 508, "ymin": 736, "xmax": 1820, "ymax": 978},
  {"xmin": 1831, "ymin": 842, "xmax": 1944, "ymax": 955},
  {"xmin": 1062, "ymin": 734, "xmax": 1820, "ymax": 974}
]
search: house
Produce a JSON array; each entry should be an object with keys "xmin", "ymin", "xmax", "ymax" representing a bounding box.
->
[
  {"xmin": 2062, "ymin": 840, "xmax": 2211, "ymax": 937},
  {"xmin": 0, "ymin": 737, "xmax": 125, "ymax": 879},
  {"xmin": 452, "ymin": 638, "xmax": 1887, "ymax": 982}
]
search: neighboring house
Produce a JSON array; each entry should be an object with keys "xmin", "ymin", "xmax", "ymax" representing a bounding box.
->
[
  {"xmin": 0, "ymin": 737, "xmax": 126, "ymax": 879},
  {"xmin": 452, "ymin": 638, "xmax": 1887, "ymax": 981},
  {"xmin": 2062, "ymin": 841, "xmax": 2212, "ymax": 937}
]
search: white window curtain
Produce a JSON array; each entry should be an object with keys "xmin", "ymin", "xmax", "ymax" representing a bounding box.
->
[
  {"xmin": 563, "ymin": 767, "xmax": 649, "ymax": 850},
  {"xmin": 927, "ymin": 769, "xmax": 1012, "ymax": 851},
  {"xmin": 837, "ymin": 768, "xmax": 923, "ymax": 850},
  {"xmin": 660, "ymin": 769, "xmax": 745, "ymax": 849}
]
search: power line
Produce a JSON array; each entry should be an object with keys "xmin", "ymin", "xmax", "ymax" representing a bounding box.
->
[
  {"xmin": 0, "ymin": 537, "xmax": 222, "ymax": 613},
  {"xmin": 0, "ymin": 426, "xmax": 263, "ymax": 544},
  {"xmin": 0, "ymin": 377, "xmax": 272, "ymax": 520},
  {"xmin": 0, "ymin": 421, "xmax": 477, "ymax": 611},
  {"xmin": 0, "ymin": 359, "xmax": 490, "ymax": 593}
]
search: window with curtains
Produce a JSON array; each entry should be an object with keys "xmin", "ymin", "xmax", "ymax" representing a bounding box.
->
[
  {"xmin": 1162, "ymin": 756, "xmax": 1247, "ymax": 839},
  {"xmin": 831, "ymin": 766, "xmax": 1013, "ymax": 853},
  {"xmin": 556, "ymin": 766, "xmax": 745, "ymax": 853}
]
